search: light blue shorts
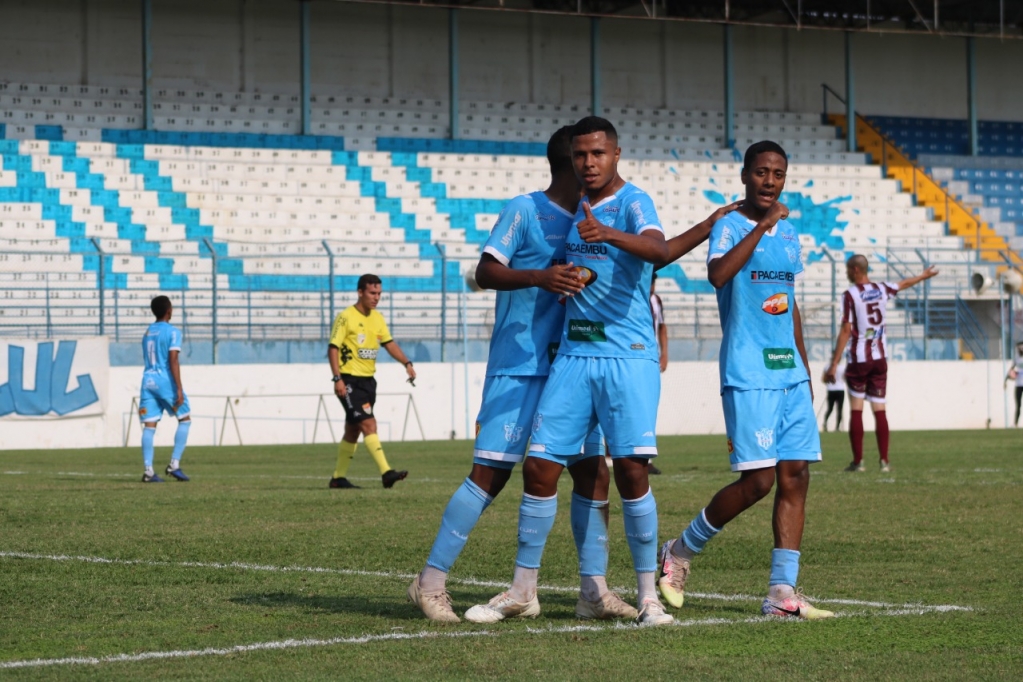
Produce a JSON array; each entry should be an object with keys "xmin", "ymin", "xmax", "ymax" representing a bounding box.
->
[
  {"xmin": 529, "ymin": 355, "xmax": 659, "ymax": 464},
  {"xmin": 138, "ymin": 372, "xmax": 191, "ymax": 423},
  {"xmin": 473, "ymin": 374, "xmax": 604, "ymax": 470},
  {"xmin": 722, "ymin": 381, "xmax": 821, "ymax": 472}
]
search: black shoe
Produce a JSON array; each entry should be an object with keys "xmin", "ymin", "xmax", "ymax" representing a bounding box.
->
[
  {"xmin": 381, "ymin": 469, "xmax": 408, "ymax": 488},
  {"xmin": 648, "ymin": 463, "xmax": 662, "ymax": 475},
  {"xmin": 329, "ymin": 477, "xmax": 360, "ymax": 489}
]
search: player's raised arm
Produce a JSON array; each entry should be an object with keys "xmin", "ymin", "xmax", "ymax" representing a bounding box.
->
[
  {"xmin": 474, "ymin": 253, "xmax": 585, "ymax": 296},
  {"xmin": 577, "ymin": 202, "xmax": 668, "ymax": 264},
  {"xmin": 897, "ymin": 265, "xmax": 939, "ymax": 291},
  {"xmin": 661, "ymin": 201, "xmax": 744, "ymax": 267},
  {"xmin": 707, "ymin": 201, "xmax": 788, "ymax": 288}
]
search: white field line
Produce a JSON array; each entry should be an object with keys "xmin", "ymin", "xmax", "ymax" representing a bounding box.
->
[
  {"xmin": 0, "ymin": 470, "xmax": 449, "ymax": 483},
  {"xmin": 0, "ymin": 551, "xmax": 972, "ymax": 613},
  {"xmin": 0, "ymin": 607, "xmax": 962, "ymax": 671}
]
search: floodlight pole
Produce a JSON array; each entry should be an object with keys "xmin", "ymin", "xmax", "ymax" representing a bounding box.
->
[
  {"xmin": 449, "ymin": 9, "xmax": 459, "ymax": 140},
  {"xmin": 845, "ymin": 31, "xmax": 856, "ymax": 153},
  {"xmin": 723, "ymin": 23, "xmax": 734, "ymax": 149},
  {"xmin": 967, "ymin": 37, "xmax": 978, "ymax": 157},
  {"xmin": 91, "ymin": 238, "xmax": 105, "ymax": 336},
  {"xmin": 141, "ymin": 0, "xmax": 153, "ymax": 130},
  {"xmin": 591, "ymin": 17, "xmax": 601, "ymax": 117},
  {"xmin": 300, "ymin": 0, "xmax": 311, "ymax": 136},
  {"xmin": 323, "ymin": 240, "xmax": 335, "ymax": 325}
]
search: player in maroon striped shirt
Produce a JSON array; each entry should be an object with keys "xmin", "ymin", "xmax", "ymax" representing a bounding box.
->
[{"xmin": 824, "ymin": 254, "xmax": 937, "ymax": 472}]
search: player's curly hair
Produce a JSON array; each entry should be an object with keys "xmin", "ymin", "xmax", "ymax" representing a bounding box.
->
[
  {"xmin": 742, "ymin": 140, "xmax": 788, "ymax": 172},
  {"xmin": 150, "ymin": 295, "xmax": 172, "ymax": 319}
]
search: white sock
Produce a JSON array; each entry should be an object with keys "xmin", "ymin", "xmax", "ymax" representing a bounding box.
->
[
  {"xmin": 169, "ymin": 459, "xmax": 180, "ymax": 471},
  {"xmin": 769, "ymin": 584, "xmax": 795, "ymax": 600},
  {"xmin": 419, "ymin": 566, "xmax": 447, "ymax": 592},
  {"xmin": 637, "ymin": 571, "xmax": 658, "ymax": 604},
  {"xmin": 509, "ymin": 566, "xmax": 538, "ymax": 603},
  {"xmin": 579, "ymin": 575, "xmax": 607, "ymax": 602},
  {"xmin": 144, "ymin": 467, "xmax": 154, "ymax": 477},
  {"xmin": 671, "ymin": 538, "xmax": 696, "ymax": 562}
]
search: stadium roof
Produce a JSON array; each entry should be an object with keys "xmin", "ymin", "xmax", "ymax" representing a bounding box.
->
[{"xmin": 341, "ymin": 0, "xmax": 1023, "ymax": 38}]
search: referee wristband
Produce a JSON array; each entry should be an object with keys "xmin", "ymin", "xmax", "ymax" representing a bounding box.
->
[{"xmin": 332, "ymin": 375, "xmax": 342, "ymax": 382}]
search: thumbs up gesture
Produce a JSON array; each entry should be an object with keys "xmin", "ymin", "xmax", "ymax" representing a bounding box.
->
[{"xmin": 578, "ymin": 202, "xmax": 611, "ymax": 244}]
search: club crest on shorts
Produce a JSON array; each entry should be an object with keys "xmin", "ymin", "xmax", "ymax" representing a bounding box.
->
[
  {"xmin": 755, "ymin": 428, "xmax": 774, "ymax": 450},
  {"xmin": 503, "ymin": 423, "xmax": 524, "ymax": 444},
  {"xmin": 362, "ymin": 402, "xmax": 373, "ymax": 415},
  {"xmin": 532, "ymin": 413, "xmax": 543, "ymax": 434}
]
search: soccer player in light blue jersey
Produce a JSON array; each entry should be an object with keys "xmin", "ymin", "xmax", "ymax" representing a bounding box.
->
[
  {"xmin": 138, "ymin": 295, "xmax": 191, "ymax": 483},
  {"xmin": 409, "ymin": 127, "xmax": 635, "ymax": 623},
  {"xmin": 467, "ymin": 116, "xmax": 689, "ymax": 627},
  {"xmin": 657, "ymin": 141, "xmax": 835, "ymax": 620}
]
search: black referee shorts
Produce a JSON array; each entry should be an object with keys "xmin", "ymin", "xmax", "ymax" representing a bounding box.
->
[{"xmin": 338, "ymin": 374, "xmax": 377, "ymax": 424}]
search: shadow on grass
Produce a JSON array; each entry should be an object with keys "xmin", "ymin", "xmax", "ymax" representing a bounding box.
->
[{"xmin": 229, "ymin": 587, "xmax": 584, "ymax": 621}]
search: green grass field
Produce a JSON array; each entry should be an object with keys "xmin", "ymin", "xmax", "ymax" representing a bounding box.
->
[{"xmin": 1, "ymin": 430, "xmax": 1021, "ymax": 680}]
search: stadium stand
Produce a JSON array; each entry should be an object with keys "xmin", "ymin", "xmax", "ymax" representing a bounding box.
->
[
  {"xmin": 859, "ymin": 114, "xmax": 1023, "ymax": 258},
  {"xmin": 0, "ymin": 82, "xmax": 985, "ymax": 352}
]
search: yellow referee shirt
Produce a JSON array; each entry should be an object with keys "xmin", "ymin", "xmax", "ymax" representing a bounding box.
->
[{"xmin": 328, "ymin": 305, "xmax": 393, "ymax": 377}]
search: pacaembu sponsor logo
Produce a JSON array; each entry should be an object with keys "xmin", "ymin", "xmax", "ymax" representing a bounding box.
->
[
  {"xmin": 751, "ymin": 270, "xmax": 795, "ymax": 283},
  {"xmin": 566, "ymin": 242, "xmax": 609, "ymax": 255}
]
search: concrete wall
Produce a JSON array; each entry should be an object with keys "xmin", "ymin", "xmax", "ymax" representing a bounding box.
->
[
  {"xmin": 0, "ymin": 360, "xmax": 1014, "ymax": 450},
  {"xmin": 1, "ymin": 1, "xmax": 1021, "ymax": 119}
]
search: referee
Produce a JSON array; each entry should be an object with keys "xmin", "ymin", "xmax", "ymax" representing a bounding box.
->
[{"xmin": 327, "ymin": 274, "xmax": 416, "ymax": 489}]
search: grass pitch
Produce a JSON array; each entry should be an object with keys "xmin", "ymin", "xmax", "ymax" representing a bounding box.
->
[{"xmin": 1, "ymin": 430, "xmax": 1021, "ymax": 680}]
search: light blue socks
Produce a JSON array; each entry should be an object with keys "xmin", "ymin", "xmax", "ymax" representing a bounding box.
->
[
  {"xmin": 514, "ymin": 492, "xmax": 558, "ymax": 569},
  {"xmin": 141, "ymin": 427, "xmax": 156, "ymax": 471},
  {"xmin": 426, "ymin": 478, "xmax": 494, "ymax": 572},
  {"xmin": 769, "ymin": 548, "xmax": 801, "ymax": 587},
  {"xmin": 171, "ymin": 420, "xmax": 191, "ymax": 463},
  {"xmin": 680, "ymin": 508, "xmax": 722, "ymax": 555},
  {"xmin": 622, "ymin": 489, "xmax": 659, "ymax": 573},
  {"xmin": 570, "ymin": 492, "xmax": 609, "ymax": 577}
]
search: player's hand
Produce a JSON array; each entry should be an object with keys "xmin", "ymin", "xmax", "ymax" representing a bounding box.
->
[
  {"xmin": 709, "ymin": 200, "xmax": 743, "ymax": 224},
  {"xmin": 823, "ymin": 364, "xmax": 837, "ymax": 385},
  {"xmin": 334, "ymin": 379, "xmax": 347, "ymax": 398},
  {"xmin": 538, "ymin": 262, "xmax": 585, "ymax": 296},
  {"xmin": 405, "ymin": 363, "xmax": 417, "ymax": 386},
  {"xmin": 759, "ymin": 201, "xmax": 789, "ymax": 230},
  {"xmin": 920, "ymin": 265, "xmax": 939, "ymax": 280},
  {"xmin": 659, "ymin": 354, "xmax": 668, "ymax": 373},
  {"xmin": 577, "ymin": 202, "xmax": 611, "ymax": 244},
  {"xmin": 173, "ymin": 394, "xmax": 184, "ymax": 411}
]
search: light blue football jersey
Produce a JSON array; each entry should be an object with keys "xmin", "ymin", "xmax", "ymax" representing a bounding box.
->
[
  {"xmin": 558, "ymin": 182, "xmax": 662, "ymax": 361},
  {"xmin": 707, "ymin": 211, "xmax": 808, "ymax": 391},
  {"xmin": 142, "ymin": 321, "xmax": 183, "ymax": 375},
  {"xmin": 482, "ymin": 191, "xmax": 577, "ymax": 377}
]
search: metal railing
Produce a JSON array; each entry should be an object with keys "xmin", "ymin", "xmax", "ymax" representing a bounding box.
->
[{"xmin": 0, "ymin": 241, "xmax": 1015, "ymax": 362}]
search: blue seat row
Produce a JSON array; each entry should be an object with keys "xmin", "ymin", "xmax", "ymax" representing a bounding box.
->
[
  {"xmin": 100, "ymin": 129, "xmax": 347, "ymax": 150},
  {"xmin": 376, "ymin": 136, "xmax": 546, "ymax": 156}
]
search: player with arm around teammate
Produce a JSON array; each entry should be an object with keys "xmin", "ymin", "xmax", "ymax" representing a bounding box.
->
[
  {"xmin": 657, "ymin": 141, "xmax": 835, "ymax": 620},
  {"xmin": 138, "ymin": 296, "xmax": 191, "ymax": 483},
  {"xmin": 408, "ymin": 127, "xmax": 632, "ymax": 623},
  {"xmin": 824, "ymin": 255, "xmax": 938, "ymax": 472},
  {"xmin": 467, "ymin": 117, "xmax": 696, "ymax": 627}
]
